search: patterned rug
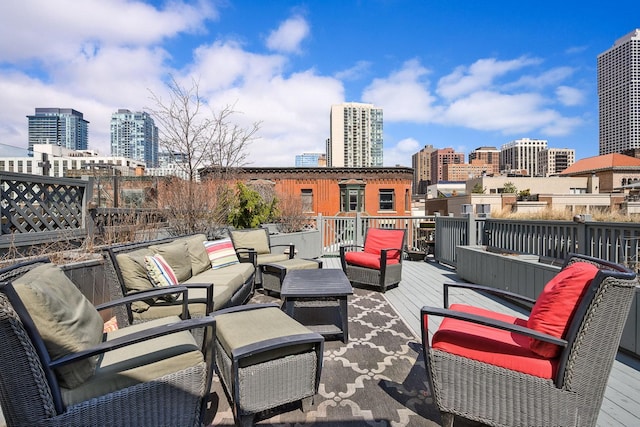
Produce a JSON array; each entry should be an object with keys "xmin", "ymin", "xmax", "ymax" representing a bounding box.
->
[{"xmin": 206, "ymin": 287, "xmax": 443, "ymax": 426}]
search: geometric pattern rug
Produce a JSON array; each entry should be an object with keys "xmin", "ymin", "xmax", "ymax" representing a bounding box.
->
[{"xmin": 207, "ymin": 287, "xmax": 444, "ymax": 426}]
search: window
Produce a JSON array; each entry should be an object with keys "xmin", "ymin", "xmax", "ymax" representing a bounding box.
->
[
  {"xmin": 301, "ymin": 189, "xmax": 313, "ymax": 212},
  {"xmin": 340, "ymin": 185, "xmax": 365, "ymax": 212},
  {"xmin": 379, "ymin": 189, "xmax": 395, "ymax": 211}
]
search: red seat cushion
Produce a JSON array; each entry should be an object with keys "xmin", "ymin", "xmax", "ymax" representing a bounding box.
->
[
  {"xmin": 432, "ymin": 304, "xmax": 558, "ymax": 379},
  {"xmin": 344, "ymin": 251, "xmax": 400, "ymax": 269},
  {"xmin": 527, "ymin": 262, "xmax": 599, "ymax": 357},
  {"xmin": 363, "ymin": 229, "xmax": 404, "ymax": 260}
]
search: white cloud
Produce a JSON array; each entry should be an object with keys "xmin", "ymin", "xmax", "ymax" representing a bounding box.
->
[
  {"xmin": 437, "ymin": 57, "xmax": 541, "ymax": 100},
  {"xmin": 362, "ymin": 59, "xmax": 440, "ymax": 122},
  {"xmin": 334, "ymin": 61, "xmax": 372, "ymax": 81},
  {"xmin": 556, "ymin": 86, "xmax": 585, "ymax": 106},
  {"xmin": 266, "ymin": 15, "xmax": 310, "ymax": 53},
  {"xmin": 510, "ymin": 67, "xmax": 575, "ymax": 89},
  {"xmin": 0, "ymin": 0, "xmax": 216, "ymax": 62},
  {"xmin": 383, "ymin": 138, "xmax": 420, "ymax": 167}
]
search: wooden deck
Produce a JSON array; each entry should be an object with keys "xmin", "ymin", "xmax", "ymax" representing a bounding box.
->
[{"xmin": 322, "ymin": 256, "xmax": 640, "ymax": 427}]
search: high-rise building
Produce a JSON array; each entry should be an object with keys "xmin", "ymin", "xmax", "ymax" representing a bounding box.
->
[
  {"xmin": 430, "ymin": 148, "xmax": 465, "ymax": 184},
  {"xmin": 110, "ymin": 109, "xmax": 159, "ymax": 167},
  {"xmin": 598, "ymin": 29, "xmax": 640, "ymax": 156},
  {"xmin": 27, "ymin": 108, "xmax": 89, "ymax": 154},
  {"xmin": 537, "ymin": 148, "xmax": 575, "ymax": 176},
  {"xmin": 328, "ymin": 102, "xmax": 383, "ymax": 167},
  {"xmin": 468, "ymin": 146, "xmax": 501, "ymax": 176},
  {"xmin": 411, "ymin": 144, "xmax": 436, "ymax": 194},
  {"xmin": 295, "ymin": 153, "xmax": 327, "ymax": 167},
  {"xmin": 500, "ymin": 138, "xmax": 548, "ymax": 176}
]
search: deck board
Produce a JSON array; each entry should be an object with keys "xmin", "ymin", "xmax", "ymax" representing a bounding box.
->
[{"xmin": 323, "ymin": 256, "xmax": 640, "ymax": 427}]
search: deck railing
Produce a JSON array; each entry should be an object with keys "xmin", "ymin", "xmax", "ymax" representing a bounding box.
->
[{"xmin": 431, "ymin": 215, "xmax": 640, "ymax": 271}]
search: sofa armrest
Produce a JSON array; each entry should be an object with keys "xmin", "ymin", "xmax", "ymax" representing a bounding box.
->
[
  {"xmin": 443, "ymin": 282, "xmax": 536, "ymax": 308},
  {"xmin": 49, "ymin": 315, "xmax": 216, "ymax": 368}
]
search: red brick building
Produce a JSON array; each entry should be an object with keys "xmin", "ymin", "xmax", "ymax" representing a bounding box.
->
[{"xmin": 224, "ymin": 167, "xmax": 414, "ymax": 217}]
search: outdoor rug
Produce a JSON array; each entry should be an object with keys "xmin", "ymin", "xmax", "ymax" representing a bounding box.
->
[{"xmin": 206, "ymin": 287, "xmax": 444, "ymax": 426}]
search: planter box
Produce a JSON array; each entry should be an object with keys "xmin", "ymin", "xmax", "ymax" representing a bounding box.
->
[
  {"xmin": 456, "ymin": 245, "xmax": 561, "ymax": 300},
  {"xmin": 269, "ymin": 229, "xmax": 322, "ymax": 259}
]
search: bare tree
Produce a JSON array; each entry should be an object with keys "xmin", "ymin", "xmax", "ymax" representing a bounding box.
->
[
  {"xmin": 148, "ymin": 76, "xmax": 261, "ymax": 181},
  {"xmin": 147, "ymin": 76, "xmax": 261, "ymax": 234}
]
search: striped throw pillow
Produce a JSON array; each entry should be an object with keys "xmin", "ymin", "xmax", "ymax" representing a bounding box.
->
[
  {"xmin": 144, "ymin": 254, "xmax": 180, "ymax": 299},
  {"xmin": 205, "ymin": 239, "xmax": 240, "ymax": 269}
]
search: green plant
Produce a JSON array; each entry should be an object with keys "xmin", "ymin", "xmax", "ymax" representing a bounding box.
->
[
  {"xmin": 502, "ymin": 182, "xmax": 517, "ymax": 194},
  {"xmin": 228, "ymin": 182, "xmax": 277, "ymax": 229},
  {"xmin": 471, "ymin": 183, "xmax": 486, "ymax": 194}
]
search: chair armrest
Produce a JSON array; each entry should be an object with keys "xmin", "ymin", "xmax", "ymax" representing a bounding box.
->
[
  {"xmin": 234, "ymin": 248, "xmax": 257, "ymax": 265},
  {"xmin": 420, "ymin": 306, "xmax": 567, "ymax": 347},
  {"xmin": 49, "ymin": 316, "xmax": 216, "ymax": 368},
  {"xmin": 443, "ymin": 281, "xmax": 536, "ymax": 308},
  {"xmin": 270, "ymin": 243, "xmax": 296, "ymax": 259},
  {"xmin": 178, "ymin": 282, "xmax": 214, "ymax": 314}
]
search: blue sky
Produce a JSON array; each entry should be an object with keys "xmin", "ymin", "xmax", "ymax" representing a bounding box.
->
[{"xmin": 0, "ymin": 0, "xmax": 638, "ymax": 167}]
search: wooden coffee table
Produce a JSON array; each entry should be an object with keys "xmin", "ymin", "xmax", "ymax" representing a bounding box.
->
[{"xmin": 281, "ymin": 268, "xmax": 353, "ymax": 343}]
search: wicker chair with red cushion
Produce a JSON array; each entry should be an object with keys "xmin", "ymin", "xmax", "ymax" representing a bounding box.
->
[
  {"xmin": 339, "ymin": 228, "xmax": 406, "ymax": 292},
  {"xmin": 420, "ymin": 253, "xmax": 638, "ymax": 427}
]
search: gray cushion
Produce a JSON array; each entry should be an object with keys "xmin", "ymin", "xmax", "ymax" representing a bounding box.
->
[
  {"xmin": 115, "ymin": 247, "xmax": 156, "ymax": 312},
  {"xmin": 13, "ymin": 263, "xmax": 104, "ymax": 389},
  {"xmin": 61, "ymin": 316, "xmax": 203, "ymax": 405},
  {"xmin": 149, "ymin": 240, "xmax": 193, "ymax": 282},
  {"xmin": 216, "ymin": 306, "xmax": 315, "ymax": 366},
  {"xmin": 179, "ymin": 234, "xmax": 211, "ymax": 276}
]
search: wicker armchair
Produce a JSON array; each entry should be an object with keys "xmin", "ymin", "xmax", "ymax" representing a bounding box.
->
[
  {"xmin": 340, "ymin": 228, "xmax": 406, "ymax": 292},
  {"xmin": 0, "ymin": 259, "xmax": 215, "ymax": 427},
  {"xmin": 420, "ymin": 253, "xmax": 638, "ymax": 427},
  {"xmin": 228, "ymin": 227, "xmax": 295, "ymax": 285}
]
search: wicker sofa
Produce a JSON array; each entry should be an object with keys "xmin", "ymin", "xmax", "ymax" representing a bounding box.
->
[{"xmin": 104, "ymin": 234, "xmax": 255, "ymax": 326}]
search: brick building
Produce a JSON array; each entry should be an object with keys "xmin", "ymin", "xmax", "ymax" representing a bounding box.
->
[{"xmin": 209, "ymin": 167, "xmax": 414, "ymax": 217}]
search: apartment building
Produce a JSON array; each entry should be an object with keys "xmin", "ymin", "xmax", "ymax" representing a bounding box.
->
[
  {"xmin": 328, "ymin": 103, "xmax": 383, "ymax": 167},
  {"xmin": 598, "ymin": 29, "xmax": 640, "ymax": 156},
  {"xmin": 110, "ymin": 109, "xmax": 159, "ymax": 167},
  {"xmin": 411, "ymin": 144, "xmax": 436, "ymax": 194},
  {"xmin": 27, "ymin": 108, "xmax": 89, "ymax": 153},
  {"xmin": 500, "ymin": 138, "xmax": 548, "ymax": 176},
  {"xmin": 537, "ymin": 148, "xmax": 575, "ymax": 176},
  {"xmin": 430, "ymin": 148, "xmax": 465, "ymax": 184}
]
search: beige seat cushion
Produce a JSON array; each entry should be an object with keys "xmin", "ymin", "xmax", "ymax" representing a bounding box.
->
[
  {"xmin": 13, "ymin": 263, "xmax": 104, "ymax": 389},
  {"xmin": 178, "ymin": 234, "xmax": 211, "ymax": 276},
  {"xmin": 216, "ymin": 307, "xmax": 315, "ymax": 366},
  {"xmin": 231, "ymin": 229, "xmax": 270, "ymax": 254},
  {"xmin": 149, "ymin": 240, "xmax": 192, "ymax": 282},
  {"xmin": 257, "ymin": 253, "xmax": 290, "ymax": 266},
  {"xmin": 61, "ymin": 316, "xmax": 203, "ymax": 405}
]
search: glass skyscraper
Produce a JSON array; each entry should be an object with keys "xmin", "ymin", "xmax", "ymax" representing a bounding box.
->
[
  {"xmin": 27, "ymin": 108, "xmax": 89, "ymax": 154},
  {"xmin": 110, "ymin": 109, "xmax": 159, "ymax": 167}
]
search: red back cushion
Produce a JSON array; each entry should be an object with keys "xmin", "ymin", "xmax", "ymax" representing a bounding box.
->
[
  {"xmin": 527, "ymin": 261, "xmax": 599, "ymax": 357},
  {"xmin": 363, "ymin": 229, "xmax": 404, "ymax": 260}
]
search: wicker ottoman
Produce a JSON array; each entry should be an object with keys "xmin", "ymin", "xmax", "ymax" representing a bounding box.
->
[
  {"xmin": 261, "ymin": 258, "xmax": 323, "ymax": 295},
  {"xmin": 212, "ymin": 304, "xmax": 324, "ymax": 427}
]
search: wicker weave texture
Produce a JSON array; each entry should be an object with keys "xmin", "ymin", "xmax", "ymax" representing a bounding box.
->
[
  {"xmin": 346, "ymin": 263, "xmax": 402, "ymax": 291},
  {"xmin": 427, "ymin": 265, "xmax": 638, "ymax": 427},
  {"xmin": 216, "ymin": 340, "xmax": 318, "ymax": 415}
]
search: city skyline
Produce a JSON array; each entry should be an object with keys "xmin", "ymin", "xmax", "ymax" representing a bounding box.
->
[{"xmin": 0, "ymin": 1, "xmax": 638, "ymax": 167}]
